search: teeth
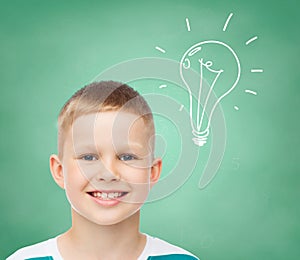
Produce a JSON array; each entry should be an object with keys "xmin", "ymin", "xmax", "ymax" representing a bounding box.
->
[
  {"xmin": 108, "ymin": 193, "xmax": 114, "ymax": 199},
  {"xmin": 91, "ymin": 192, "xmax": 124, "ymax": 200}
]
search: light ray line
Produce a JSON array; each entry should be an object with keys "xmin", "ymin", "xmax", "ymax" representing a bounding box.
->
[
  {"xmin": 246, "ymin": 36, "xmax": 258, "ymax": 45},
  {"xmin": 245, "ymin": 89, "xmax": 257, "ymax": 95},
  {"xmin": 223, "ymin": 13, "xmax": 233, "ymax": 32},
  {"xmin": 159, "ymin": 84, "xmax": 167, "ymax": 89},
  {"xmin": 155, "ymin": 46, "xmax": 166, "ymax": 53},
  {"xmin": 185, "ymin": 18, "xmax": 191, "ymax": 31},
  {"xmin": 251, "ymin": 69, "xmax": 263, "ymax": 73}
]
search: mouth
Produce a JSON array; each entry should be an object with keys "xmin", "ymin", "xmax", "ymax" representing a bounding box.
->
[{"xmin": 87, "ymin": 191, "xmax": 129, "ymax": 200}]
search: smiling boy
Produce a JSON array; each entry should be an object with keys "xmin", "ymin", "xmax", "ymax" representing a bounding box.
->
[{"xmin": 7, "ymin": 81, "xmax": 199, "ymax": 259}]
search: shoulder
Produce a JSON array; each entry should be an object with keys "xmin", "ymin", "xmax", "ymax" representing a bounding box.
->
[
  {"xmin": 139, "ymin": 234, "xmax": 199, "ymax": 260},
  {"xmin": 6, "ymin": 237, "xmax": 59, "ymax": 260}
]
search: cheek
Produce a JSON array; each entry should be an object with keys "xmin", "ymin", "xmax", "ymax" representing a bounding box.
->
[
  {"xmin": 120, "ymin": 168, "xmax": 151, "ymax": 204},
  {"xmin": 63, "ymin": 170, "xmax": 88, "ymax": 210},
  {"xmin": 64, "ymin": 163, "xmax": 89, "ymax": 190},
  {"xmin": 121, "ymin": 181, "xmax": 150, "ymax": 204},
  {"xmin": 121, "ymin": 165, "xmax": 151, "ymax": 183}
]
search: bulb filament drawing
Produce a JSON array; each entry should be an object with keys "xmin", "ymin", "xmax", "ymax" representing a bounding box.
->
[{"xmin": 180, "ymin": 40, "xmax": 241, "ymax": 146}]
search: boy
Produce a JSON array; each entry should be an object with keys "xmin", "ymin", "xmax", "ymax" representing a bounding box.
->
[{"xmin": 7, "ymin": 81, "xmax": 199, "ymax": 259}]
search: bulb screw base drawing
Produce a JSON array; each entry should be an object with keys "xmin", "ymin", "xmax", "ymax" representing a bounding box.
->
[{"xmin": 192, "ymin": 136, "xmax": 207, "ymax": 146}]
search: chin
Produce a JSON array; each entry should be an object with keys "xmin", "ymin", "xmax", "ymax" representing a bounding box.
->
[
  {"xmin": 94, "ymin": 208, "xmax": 142, "ymax": 226},
  {"xmin": 72, "ymin": 205, "xmax": 142, "ymax": 226}
]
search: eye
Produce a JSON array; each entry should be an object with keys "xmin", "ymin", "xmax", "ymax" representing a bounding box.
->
[
  {"xmin": 119, "ymin": 154, "xmax": 138, "ymax": 161},
  {"xmin": 80, "ymin": 154, "xmax": 98, "ymax": 161}
]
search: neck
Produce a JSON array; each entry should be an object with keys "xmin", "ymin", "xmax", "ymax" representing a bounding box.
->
[{"xmin": 58, "ymin": 208, "xmax": 146, "ymax": 259}]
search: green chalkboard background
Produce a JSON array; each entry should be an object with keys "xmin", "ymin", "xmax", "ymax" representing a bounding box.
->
[{"xmin": 1, "ymin": 0, "xmax": 299, "ymax": 259}]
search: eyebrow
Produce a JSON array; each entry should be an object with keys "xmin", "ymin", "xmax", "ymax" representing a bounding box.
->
[
  {"xmin": 73, "ymin": 142, "xmax": 144, "ymax": 152},
  {"xmin": 72, "ymin": 143, "xmax": 97, "ymax": 153},
  {"xmin": 115, "ymin": 141, "xmax": 145, "ymax": 149}
]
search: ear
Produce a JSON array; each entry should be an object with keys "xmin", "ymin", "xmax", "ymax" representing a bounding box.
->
[
  {"xmin": 150, "ymin": 158, "xmax": 162, "ymax": 188},
  {"xmin": 49, "ymin": 154, "xmax": 65, "ymax": 189}
]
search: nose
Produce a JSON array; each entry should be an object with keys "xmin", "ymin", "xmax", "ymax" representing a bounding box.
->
[{"xmin": 95, "ymin": 160, "xmax": 120, "ymax": 182}]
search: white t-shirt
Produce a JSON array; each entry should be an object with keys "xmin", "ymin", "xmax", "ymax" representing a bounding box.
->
[{"xmin": 7, "ymin": 233, "xmax": 199, "ymax": 260}]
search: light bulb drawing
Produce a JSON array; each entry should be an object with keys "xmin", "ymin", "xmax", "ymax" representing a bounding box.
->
[
  {"xmin": 152, "ymin": 12, "xmax": 263, "ymax": 188},
  {"xmin": 180, "ymin": 40, "xmax": 241, "ymax": 146}
]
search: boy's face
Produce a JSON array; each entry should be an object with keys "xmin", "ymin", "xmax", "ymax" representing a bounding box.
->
[{"xmin": 56, "ymin": 111, "xmax": 161, "ymax": 225}]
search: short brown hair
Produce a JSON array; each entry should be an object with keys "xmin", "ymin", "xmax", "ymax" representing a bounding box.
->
[{"xmin": 57, "ymin": 81, "xmax": 154, "ymax": 159}]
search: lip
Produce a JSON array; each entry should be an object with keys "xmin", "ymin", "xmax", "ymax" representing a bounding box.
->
[{"xmin": 86, "ymin": 190, "xmax": 129, "ymax": 207}]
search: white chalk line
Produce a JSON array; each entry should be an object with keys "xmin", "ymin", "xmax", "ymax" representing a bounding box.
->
[
  {"xmin": 251, "ymin": 69, "xmax": 264, "ymax": 73},
  {"xmin": 179, "ymin": 104, "xmax": 184, "ymax": 111},
  {"xmin": 246, "ymin": 36, "xmax": 258, "ymax": 45},
  {"xmin": 245, "ymin": 89, "xmax": 257, "ymax": 95},
  {"xmin": 185, "ymin": 18, "xmax": 191, "ymax": 31},
  {"xmin": 234, "ymin": 106, "xmax": 239, "ymax": 110},
  {"xmin": 155, "ymin": 46, "xmax": 166, "ymax": 53},
  {"xmin": 159, "ymin": 84, "xmax": 167, "ymax": 89},
  {"xmin": 223, "ymin": 13, "xmax": 233, "ymax": 32}
]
